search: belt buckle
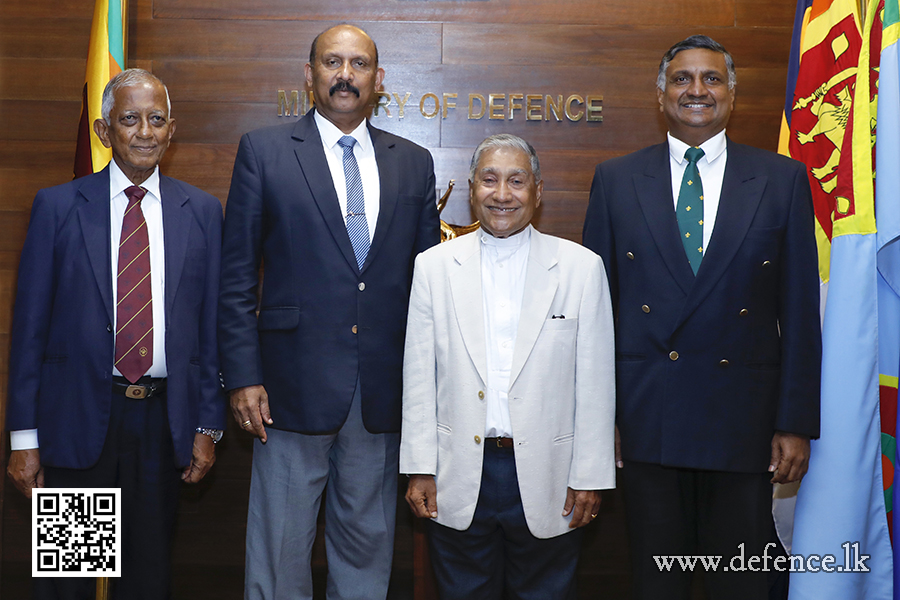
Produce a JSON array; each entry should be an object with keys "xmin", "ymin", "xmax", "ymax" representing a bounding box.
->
[{"xmin": 125, "ymin": 384, "xmax": 148, "ymax": 399}]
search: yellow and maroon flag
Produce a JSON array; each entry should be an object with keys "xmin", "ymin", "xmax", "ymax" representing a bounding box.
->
[
  {"xmin": 778, "ymin": 0, "xmax": 862, "ymax": 283},
  {"xmin": 73, "ymin": 0, "xmax": 127, "ymax": 178}
]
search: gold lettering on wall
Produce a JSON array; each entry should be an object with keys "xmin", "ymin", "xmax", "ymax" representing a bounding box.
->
[
  {"xmin": 276, "ymin": 90, "xmax": 603, "ymax": 123},
  {"xmin": 393, "ymin": 92, "xmax": 412, "ymax": 118},
  {"xmin": 468, "ymin": 94, "xmax": 486, "ymax": 119},
  {"xmin": 420, "ymin": 93, "xmax": 440, "ymax": 119}
]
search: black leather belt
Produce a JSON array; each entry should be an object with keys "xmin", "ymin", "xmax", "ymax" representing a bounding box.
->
[
  {"xmin": 112, "ymin": 376, "xmax": 167, "ymax": 399},
  {"xmin": 485, "ymin": 437, "xmax": 514, "ymax": 449}
]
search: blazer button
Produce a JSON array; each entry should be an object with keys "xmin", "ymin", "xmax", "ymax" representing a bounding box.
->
[
  {"xmin": 642, "ymin": 304, "xmax": 650, "ymax": 313},
  {"xmin": 351, "ymin": 325, "xmax": 358, "ymax": 334},
  {"xmin": 478, "ymin": 390, "xmax": 485, "ymax": 399},
  {"xmin": 627, "ymin": 251, "xmax": 635, "ymax": 260},
  {"xmin": 107, "ymin": 324, "xmax": 113, "ymax": 332},
  {"xmin": 719, "ymin": 359, "xmax": 730, "ymax": 367},
  {"xmin": 739, "ymin": 308, "xmax": 749, "ymax": 317},
  {"xmin": 474, "ymin": 435, "xmax": 482, "ymax": 444},
  {"xmin": 358, "ymin": 282, "xmax": 365, "ymax": 291},
  {"xmin": 669, "ymin": 351, "xmax": 679, "ymax": 361},
  {"xmin": 762, "ymin": 260, "xmax": 772, "ymax": 268}
]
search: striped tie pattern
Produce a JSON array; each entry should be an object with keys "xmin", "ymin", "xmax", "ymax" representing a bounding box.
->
[
  {"xmin": 338, "ymin": 135, "xmax": 370, "ymax": 269},
  {"xmin": 114, "ymin": 185, "xmax": 153, "ymax": 383},
  {"xmin": 676, "ymin": 146, "xmax": 705, "ymax": 275}
]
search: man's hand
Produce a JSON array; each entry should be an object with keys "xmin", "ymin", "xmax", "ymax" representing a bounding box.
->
[
  {"xmin": 562, "ymin": 487, "xmax": 601, "ymax": 528},
  {"xmin": 8, "ymin": 449, "xmax": 44, "ymax": 498},
  {"xmin": 230, "ymin": 384, "xmax": 273, "ymax": 443},
  {"xmin": 405, "ymin": 474, "xmax": 438, "ymax": 519},
  {"xmin": 182, "ymin": 432, "xmax": 217, "ymax": 483},
  {"xmin": 769, "ymin": 432, "xmax": 811, "ymax": 484}
]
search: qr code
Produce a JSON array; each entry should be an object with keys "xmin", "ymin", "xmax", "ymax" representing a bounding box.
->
[{"xmin": 32, "ymin": 488, "xmax": 121, "ymax": 577}]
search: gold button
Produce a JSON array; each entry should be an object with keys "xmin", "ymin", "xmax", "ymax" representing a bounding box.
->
[
  {"xmin": 739, "ymin": 308, "xmax": 749, "ymax": 317},
  {"xmin": 669, "ymin": 351, "xmax": 679, "ymax": 361},
  {"xmin": 351, "ymin": 325, "xmax": 358, "ymax": 334},
  {"xmin": 642, "ymin": 304, "xmax": 650, "ymax": 313},
  {"xmin": 719, "ymin": 359, "xmax": 730, "ymax": 367},
  {"xmin": 474, "ymin": 435, "xmax": 482, "ymax": 444},
  {"xmin": 358, "ymin": 282, "xmax": 366, "ymax": 291},
  {"xmin": 626, "ymin": 251, "xmax": 635, "ymax": 260},
  {"xmin": 478, "ymin": 391, "xmax": 485, "ymax": 399},
  {"xmin": 762, "ymin": 260, "xmax": 772, "ymax": 267}
]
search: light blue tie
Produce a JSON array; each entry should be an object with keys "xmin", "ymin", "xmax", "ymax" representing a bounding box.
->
[{"xmin": 337, "ymin": 135, "xmax": 370, "ymax": 269}]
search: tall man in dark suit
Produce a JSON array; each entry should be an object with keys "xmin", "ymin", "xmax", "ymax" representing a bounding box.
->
[
  {"xmin": 582, "ymin": 35, "xmax": 822, "ymax": 600},
  {"xmin": 6, "ymin": 68, "xmax": 225, "ymax": 600},
  {"xmin": 218, "ymin": 24, "xmax": 440, "ymax": 599}
]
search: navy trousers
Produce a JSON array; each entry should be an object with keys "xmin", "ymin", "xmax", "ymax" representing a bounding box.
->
[
  {"xmin": 426, "ymin": 443, "xmax": 583, "ymax": 600},
  {"xmin": 35, "ymin": 390, "xmax": 182, "ymax": 600}
]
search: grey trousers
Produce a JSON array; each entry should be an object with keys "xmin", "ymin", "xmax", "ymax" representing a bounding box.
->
[{"xmin": 243, "ymin": 385, "xmax": 400, "ymax": 600}]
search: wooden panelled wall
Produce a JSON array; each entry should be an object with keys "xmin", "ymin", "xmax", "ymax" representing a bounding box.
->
[{"xmin": 1, "ymin": 0, "xmax": 792, "ymax": 597}]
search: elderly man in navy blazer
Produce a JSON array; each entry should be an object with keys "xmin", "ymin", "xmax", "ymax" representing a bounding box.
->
[
  {"xmin": 582, "ymin": 35, "xmax": 822, "ymax": 600},
  {"xmin": 218, "ymin": 24, "xmax": 440, "ymax": 599},
  {"xmin": 6, "ymin": 69, "xmax": 224, "ymax": 600}
]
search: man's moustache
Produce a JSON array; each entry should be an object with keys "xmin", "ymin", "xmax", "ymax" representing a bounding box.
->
[{"xmin": 330, "ymin": 82, "xmax": 360, "ymax": 97}]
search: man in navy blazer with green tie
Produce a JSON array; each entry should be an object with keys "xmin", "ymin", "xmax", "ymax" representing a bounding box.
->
[{"xmin": 583, "ymin": 35, "xmax": 821, "ymax": 600}]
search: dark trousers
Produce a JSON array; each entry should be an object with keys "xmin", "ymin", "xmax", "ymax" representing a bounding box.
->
[
  {"xmin": 621, "ymin": 460, "xmax": 774, "ymax": 600},
  {"xmin": 426, "ymin": 443, "xmax": 583, "ymax": 600},
  {"xmin": 34, "ymin": 390, "xmax": 182, "ymax": 600}
]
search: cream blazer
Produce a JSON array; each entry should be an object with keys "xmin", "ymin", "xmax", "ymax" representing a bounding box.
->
[{"xmin": 400, "ymin": 226, "xmax": 616, "ymax": 538}]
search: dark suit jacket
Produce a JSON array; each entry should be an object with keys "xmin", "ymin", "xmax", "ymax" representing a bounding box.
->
[
  {"xmin": 6, "ymin": 166, "xmax": 225, "ymax": 469},
  {"xmin": 218, "ymin": 111, "xmax": 440, "ymax": 435},
  {"xmin": 582, "ymin": 139, "xmax": 821, "ymax": 473}
]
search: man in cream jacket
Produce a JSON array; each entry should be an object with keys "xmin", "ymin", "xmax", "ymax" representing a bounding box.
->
[{"xmin": 400, "ymin": 134, "xmax": 616, "ymax": 599}]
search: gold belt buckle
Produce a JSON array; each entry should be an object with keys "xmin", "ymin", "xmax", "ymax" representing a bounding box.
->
[{"xmin": 125, "ymin": 385, "xmax": 148, "ymax": 399}]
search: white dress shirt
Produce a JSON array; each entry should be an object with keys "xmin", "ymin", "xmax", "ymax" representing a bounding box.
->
[
  {"xmin": 667, "ymin": 129, "xmax": 728, "ymax": 254},
  {"xmin": 315, "ymin": 111, "xmax": 380, "ymax": 242},
  {"xmin": 11, "ymin": 160, "xmax": 168, "ymax": 451},
  {"xmin": 480, "ymin": 226, "xmax": 531, "ymax": 438}
]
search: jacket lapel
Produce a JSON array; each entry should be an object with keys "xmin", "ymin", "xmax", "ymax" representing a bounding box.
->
[
  {"xmin": 634, "ymin": 143, "xmax": 695, "ymax": 295},
  {"xmin": 677, "ymin": 140, "xmax": 767, "ymax": 326},
  {"xmin": 161, "ymin": 176, "xmax": 190, "ymax": 323},
  {"xmin": 449, "ymin": 233, "xmax": 488, "ymax": 386},
  {"xmin": 78, "ymin": 167, "xmax": 114, "ymax": 325},
  {"xmin": 363, "ymin": 125, "xmax": 399, "ymax": 274},
  {"xmin": 509, "ymin": 229, "xmax": 558, "ymax": 389},
  {"xmin": 292, "ymin": 112, "xmax": 360, "ymax": 273}
]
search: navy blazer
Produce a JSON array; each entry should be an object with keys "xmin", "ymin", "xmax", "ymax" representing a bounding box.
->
[
  {"xmin": 583, "ymin": 139, "xmax": 821, "ymax": 473},
  {"xmin": 6, "ymin": 166, "xmax": 226, "ymax": 469},
  {"xmin": 218, "ymin": 112, "xmax": 440, "ymax": 435}
]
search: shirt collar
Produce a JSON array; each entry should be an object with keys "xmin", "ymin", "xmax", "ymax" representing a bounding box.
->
[
  {"xmin": 479, "ymin": 223, "xmax": 533, "ymax": 248},
  {"xmin": 108, "ymin": 159, "xmax": 161, "ymax": 202},
  {"xmin": 314, "ymin": 110, "xmax": 372, "ymax": 154},
  {"xmin": 667, "ymin": 129, "xmax": 727, "ymax": 165}
]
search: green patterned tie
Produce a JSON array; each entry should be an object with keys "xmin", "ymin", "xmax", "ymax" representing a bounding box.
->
[{"xmin": 677, "ymin": 147, "xmax": 705, "ymax": 275}]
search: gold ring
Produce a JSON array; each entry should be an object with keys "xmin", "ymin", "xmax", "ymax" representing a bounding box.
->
[
  {"xmin": 242, "ymin": 420, "xmax": 252, "ymax": 428},
  {"xmin": 591, "ymin": 514, "xmax": 598, "ymax": 519}
]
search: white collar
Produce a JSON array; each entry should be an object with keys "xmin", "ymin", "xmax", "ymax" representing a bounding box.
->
[
  {"xmin": 667, "ymin": 129, "xmax": 727, "ymax": 165},
  {"xmin": 108, "ymin": 159, "xmax": 161, "ymax": 201},
  {"xmin": 314, "ymin": 110, "xmax": 371, "ymax": 154}
]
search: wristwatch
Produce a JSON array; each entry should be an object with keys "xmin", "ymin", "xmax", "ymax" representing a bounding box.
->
[{"xmin": 195, "ymin": 427, "xmax": 224, "ymax": 443}]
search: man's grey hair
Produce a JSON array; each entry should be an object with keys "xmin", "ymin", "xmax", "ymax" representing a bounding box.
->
[
  {"xmin": 469, "ymin": 134, "xmax": 541, "ymax": 182},
  {"xmin": 656, "ymin": 35, "xmax": 736, "ymax": 92},
  {"xmin": 101, "ymin": 68, "xmax": 172, "ymax": 124}
]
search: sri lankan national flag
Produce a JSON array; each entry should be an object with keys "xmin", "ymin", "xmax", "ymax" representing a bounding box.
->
[
  {"xmin": 73, "ymin": 0, "xmax": 127, "ymax": 178},
  {"xmin": 778, "ymin": 0, "xmax": 862, "ymax": 283},
  {"xmin": 789, "ymin": 1, "xmax": 896, "ymax": 598}
]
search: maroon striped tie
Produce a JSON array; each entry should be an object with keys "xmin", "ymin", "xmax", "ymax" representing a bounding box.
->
[{"xmin": 114, "ymin": 185, "xmax": 153, "ymax": 383}]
